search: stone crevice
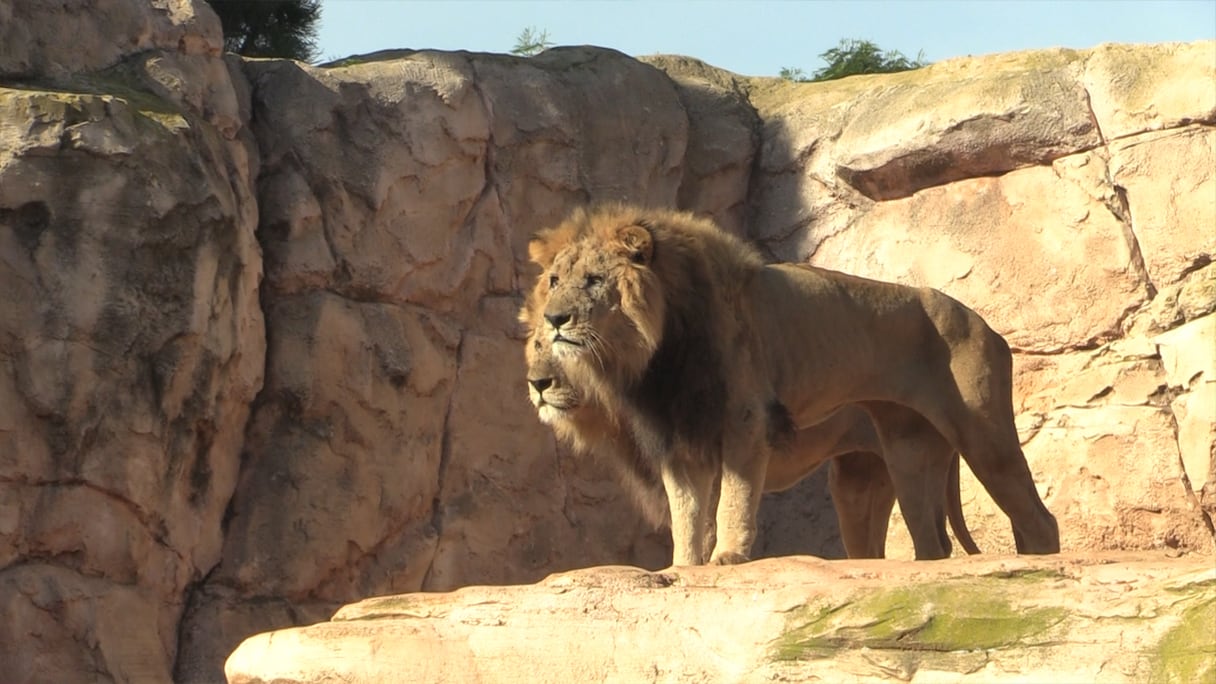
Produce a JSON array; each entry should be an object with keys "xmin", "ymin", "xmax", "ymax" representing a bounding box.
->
[
  {"xmin": 1156, "ymin": 377, "xmax": 1216, "ymax": 539},
  {"xmin": 1081, "ymin": 86, "xmax": 1109, "ymax": 147},
  {"xmin": 0, "ymin": 475, "xmax": 185, "ymax": 563},
  {"xmin": 419, "ymin": 330, "xmax": 464, "ymax": 591},
  {"xmin": 171, "ymin": 560, "xmax": 223, "ymax": 680}
]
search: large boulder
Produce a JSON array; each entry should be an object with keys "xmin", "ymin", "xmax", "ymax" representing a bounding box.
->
[
  {"xmin": 0, "ymin": 1, "xmax": 263, "ymax": 680},
  {"xmin": 0, "ymin": 0, "xmax": 221, "ymax": 80},
  {"xmin": 225, "ymin": 553, "xmax": 1216, "ymax": 684}
]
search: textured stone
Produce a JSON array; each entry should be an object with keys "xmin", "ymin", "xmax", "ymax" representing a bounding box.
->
[
  {"xmin": 0, "ymin": 0, "xmax": 222, "ymax": 79},
  {"xmin": 1082, "ymin": 40, "xmax": 1216, "ymax": 141},
  {"xmin": 1109, "ymin": 125, "xmax": 1216, "ymax": 288},
  {"xmin": 173, "ymin": 46, "xmax": 692, "ymax": 681},
  {"xmin": 809, "ymin": 156, "xmax": 1146, "ymax": 351},
  {"xmin": 642, "ymin": 55, "xmax": 761, "ymax": 236},
  {"xmin": 0, "ymin": 73, "xmax": 261, "ymax": 684},
  {"xmin": 1157, "ymin": 314, "xmax": 1216, "ymax": 513},
  {"xmin": 829, "ymin": 48, "xmax": 1101, "ymax": 201},
  {"xmin": 225, "ymin": 554, "xmax": 1216, "ymax": 684}
]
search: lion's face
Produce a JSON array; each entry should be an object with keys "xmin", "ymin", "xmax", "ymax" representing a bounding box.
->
[
  {"xmin": 524, "ymin": 328, "xmax": 585, "ymax": 426},
  {"xmin": 531, "ymin": 219, "xmax": 665, "ymax": 385}
]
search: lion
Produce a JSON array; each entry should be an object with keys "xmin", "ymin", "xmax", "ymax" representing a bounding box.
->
[
  {"xmin": 528, "ymin": 203, "xmax": 1059, "ymax": 565},
  {"xmin": 523, "ymin": 323, "xmax": 980, "ymax": 559}
]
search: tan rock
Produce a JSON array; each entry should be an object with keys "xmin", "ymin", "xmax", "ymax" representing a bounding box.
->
[
  {"xmin": 809, "ymin": 157, "xmax": 1146, "ymax": 351},
  {"xmin": 0, "ymin": 0, "xmax": 222, "ymax": 79},
  {"xmin": 1127, "ymin": 262, "xmax": 1216, "ymax": 336},
  {"xmin": 1109, "ymin": 125, "xmax": 1216, "ymax": 288},
  {"xmin": 642, "ymin": 55, "xmax": 761, "ymax": 236},
  {"xmin": 830, "ymin": 49, "xmax": 1101, "ymax": 202},
  {"xmin": 175, "ymin": 46, "xmax": 693, "ymax": 681},
  {"xmin": 1082, "ymin": 40, "xmax": 1216, "ymax": 141},
  {"xmin": 1156, "ymin": 314, "xmax": 1216, "ymax": 509},
  {"xmin": 0, "ymin": 74, "xmax": 261, "ymax": 684},
  {"xmin": 225, "ymin": 554, "xmax": 1216, "ymax": 684}
]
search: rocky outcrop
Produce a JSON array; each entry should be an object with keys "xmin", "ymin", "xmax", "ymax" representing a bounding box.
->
[
  {"xmin": 0, "ymin": 1, "xmax": 263, "ymax": 682},
  {"xmin": 739, "ymin": 42, "xmax": 1216, "ymax": 559},
  {"xmin": 1, "ymin": 0, "xmax": 1213, "ymax": 680},
  {"xmin": 226, "ymin": 553, "xmax": 1216, "ymax": 684}
]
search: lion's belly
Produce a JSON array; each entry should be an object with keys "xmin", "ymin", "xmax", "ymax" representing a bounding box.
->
[{"xmin": 749, "ymin": 264, "xmax": 932, "ymax": 425}]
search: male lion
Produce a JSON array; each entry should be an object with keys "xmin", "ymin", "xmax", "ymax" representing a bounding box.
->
[
  {"xmin": 523, "ymin": 323, "xmax": 980, "ymax": 559},
  {"xmin": 529, "ymin": 204, "xmax": 1059, "ymax": 565}
]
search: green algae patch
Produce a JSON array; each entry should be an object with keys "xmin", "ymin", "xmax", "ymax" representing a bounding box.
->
[
  {"xmin": 1149, "ymin": 594, "xmax": 1216, "ymax": 684},
  {"xmin": 334, "ymin": 595, "xmax": 433, "ymax": 621},
  {"xmin": 2, "ymin": 74, "xmax": 187, "ymax": 135},
  {"xmin": 772, "ymin": 579, "xmax": 1067, "ymax": 663},
  {"xmin": 980, "ymin": 568, "xmax": 1069, "ymax": 583}
]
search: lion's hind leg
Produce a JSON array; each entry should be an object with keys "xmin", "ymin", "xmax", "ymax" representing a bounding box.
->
[
  {"xmin": 955, "ymin": 424, "xmax": 1059, "ymax": 554},
  {"xmin": 828, "ymin": 452, "xmax": 896, "ymax": 558},
  {"xmin": 946, "ymin": 327, "xmax": 1060, "ymax": 555},
  {"xmin": 863, "ymin": 401, "xmax": 954, "ymax": 560}
]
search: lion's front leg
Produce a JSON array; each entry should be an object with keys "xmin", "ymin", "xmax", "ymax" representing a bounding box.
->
[
  {"xmin": 709, "ymin": 429, "xmax": 770, "ymax": 565},
  {"xmin": 660, "ymin": 458, "xmax": 717, "ymax": 566}
]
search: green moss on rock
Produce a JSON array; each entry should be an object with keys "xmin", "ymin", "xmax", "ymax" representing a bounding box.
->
[
  {"xmin": 335, "ymin": 595, "xmax": 433, "ymax": 621},
  {"xmin": 773, "ymin": 578, "xmax": 1067, "ymax": 662},
  {"xmin": 1150, "ymin": 595, "xmax": 1216, "ymax": 684}
]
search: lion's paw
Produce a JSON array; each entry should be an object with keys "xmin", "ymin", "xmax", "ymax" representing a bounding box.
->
[{"xmin": 708, "ymin": 551, "xmax": 750, "ymax": 566}]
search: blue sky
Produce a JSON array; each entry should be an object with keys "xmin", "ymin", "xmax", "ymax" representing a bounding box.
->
[{"xmin": 315, "ymin": 0, "xmax": 1215, "ymax": 76}]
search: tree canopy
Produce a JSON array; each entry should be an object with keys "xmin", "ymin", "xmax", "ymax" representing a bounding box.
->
[
  {"xmin": 781, "ymin": 39, "xmax": 928, "ymax": 83},
  {"xmin": 207, "ymin": 0, "xmax": 322, "ymax": 62},
  {"xmin": 511, "ymin": 26, "xmax": 554, "ymax": 56}
]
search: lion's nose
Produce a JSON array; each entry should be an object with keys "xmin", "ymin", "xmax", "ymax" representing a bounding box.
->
[
  {"xmin": 545, "ymin": 312, "xmax": 571, "ymax": 329},
  {"xmin": 529, "ymin": 377, "xmax": 553, "ymax": 393}
]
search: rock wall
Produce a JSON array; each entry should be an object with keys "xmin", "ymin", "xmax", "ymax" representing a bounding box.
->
[
  {"xmin": 739, "ymin": 43, "xmax": 1216, "ymax": 559},
  {"xmin": 0, "ymin": 0, "xmax": 1212, "ymax": 681},
  {"xmin": 0, "ymin": 1, "xmax": 263, "ymax": 681}
]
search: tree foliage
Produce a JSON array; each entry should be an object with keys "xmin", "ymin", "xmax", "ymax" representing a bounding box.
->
[
  {"xmin": 810, "ymin": 39, "xmax": 927, "ymax": 82},
  {"xmin": 778, "ymin": 66, "xmax": 809, "ymax": 82},
  {"xmin": 512, "ymin": 26, "xmax": 554, "ymax": 56},
  {"xmin": 207, "ymin": 0, "xmax": 322, "ymax": 62}
]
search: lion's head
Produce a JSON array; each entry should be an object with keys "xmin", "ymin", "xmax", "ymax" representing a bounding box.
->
[
  {"xmin": 523, "ymin": 292, "xmax": 667, "ymax": 525},
  {"xmin": 526, "ymin": 205, "xmax": 679, "ymax": 392},
  {"xmin": 520, "ymin": 256, "xmax": 617, "ymax": 452},
  {"xmin": 526, "ymin": 203, "xmax": 767, "ymax": 460}
]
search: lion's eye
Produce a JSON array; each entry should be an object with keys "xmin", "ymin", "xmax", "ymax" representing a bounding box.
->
[
  {"xmin": 548, "ymin": 274, "xmax": 559, "ymax": 288},
  {"xmin": 585, "ymin": 274, "xmax": 603, "ymax": 288}
]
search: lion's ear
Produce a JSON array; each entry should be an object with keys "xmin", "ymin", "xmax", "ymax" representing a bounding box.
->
[
  {"xmin": 527, "ymin": 233, "xmax": 555, "ymax": 267},
  {"xmin": 617, "ymin": 224, "xmax": 654, "ymax": 265},
  {"xmin": 528, "ymin": 224, "xmax": 576, "ymax": 267}
]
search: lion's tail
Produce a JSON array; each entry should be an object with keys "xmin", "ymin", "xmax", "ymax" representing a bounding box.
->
[{"xmin": 948, "ymin": 453, "xmax": 982, "ymax": 555}]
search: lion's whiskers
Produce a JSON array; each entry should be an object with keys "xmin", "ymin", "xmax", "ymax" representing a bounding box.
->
[{"xmin": 587, "ymin": 329, "xmax": 610, "ymax": 369}]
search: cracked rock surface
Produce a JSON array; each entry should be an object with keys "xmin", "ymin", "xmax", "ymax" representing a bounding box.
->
[
  {"xmin": 226, "ymin": 553, "xmax": 1216, "ymax": 684},
  {"xmin": 0, "ymin": 0, "xmax": 1213, "ymax": 680}
]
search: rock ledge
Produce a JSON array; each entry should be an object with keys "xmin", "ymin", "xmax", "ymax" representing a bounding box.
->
[{"xmin": 226, "ymin": 552, "xmax": 1215, "ymax": 683}]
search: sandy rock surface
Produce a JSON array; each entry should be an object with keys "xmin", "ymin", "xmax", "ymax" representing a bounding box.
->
[{"xmin": 226, "ymin": 552, "xmax": 1216, "ymax": 684}]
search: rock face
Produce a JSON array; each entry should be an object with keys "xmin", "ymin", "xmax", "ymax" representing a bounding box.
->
[
  {"xmin": 743, "ymin": 44, "xmax": 1216, "ymax": 560},
  {"xmin": 0, "ymin": 0, "xmax": 1213, "ymax": 680},
  {"xmin": 0, "ymin": 1, "xmax": 264, "ymax": 682},
  {"xmin": 225, "ymin": 553, "xmax": 1216, "ymax": 684}
]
